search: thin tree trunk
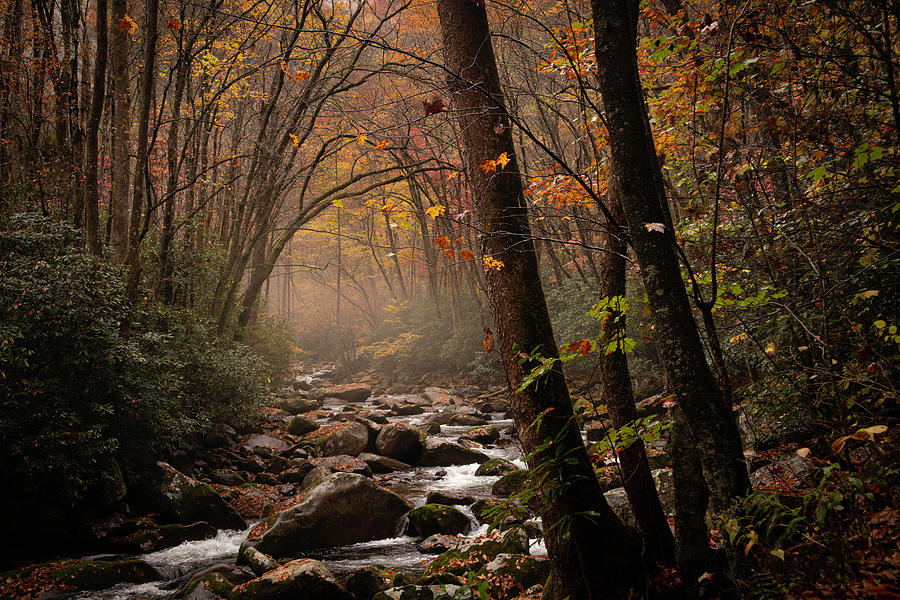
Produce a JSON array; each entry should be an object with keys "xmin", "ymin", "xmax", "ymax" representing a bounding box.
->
[
  {"xmin": 436, "ymin": 1, "xmax": 645, "ymax": 597},
  {"xmin": 83, "ymin": 0, "xmax": 108, "ymax": 256},
  {"xmin": 108, "ymin": 0, "xmax": 129, "ymax": 265}
]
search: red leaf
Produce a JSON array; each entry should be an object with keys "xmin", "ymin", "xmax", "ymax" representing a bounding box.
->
[{"xmin": 422, "ymin": 96, "xmax": 445, "ymax": 116}]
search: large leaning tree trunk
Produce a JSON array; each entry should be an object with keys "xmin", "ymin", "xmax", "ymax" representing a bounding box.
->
[
  {"xmin": 436, "ymin": 0, "xmax": 644, "ymax": 598},
  {"xmin": 590, "ymin": 0, "xmax": 750, "ymax": 577}
]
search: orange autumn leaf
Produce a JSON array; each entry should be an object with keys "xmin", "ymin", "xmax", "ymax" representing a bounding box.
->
[
  {"xmin": 166, "ymin": 16, "xmax": 181, "ymax": 30},
  {"xmin": 435, "ymin": 235, "xmax": 451, "ymax": 250},
  {"xmin": 483, "ymin": 327, "xmax": 494, "ymax": 352},
  {"xmin": 294, "ymin": 70, "xmax": 309, "ymax": 82},
  {"xmin": 117, "ymin": 14, "xmax": 137, "ymax": 34},
  {"xmin": 459, "ymin": 248, "xmax": 474, "ymax": 261},
  {"xmin": 375, "ymin": 140, "xmax": 389, "ymax": 150}
]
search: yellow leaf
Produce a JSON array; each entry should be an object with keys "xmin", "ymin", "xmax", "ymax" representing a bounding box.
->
[
  {"xmin": 425, "ymin": 205, "xmax": 446, "ymax": 220},
  {"xmin": 357, "ymin": 134, "xmax": 367, "ymax": 145},
  {"xmin": 796, "ymin": 447, "xmax": 810, "ymax": 458},
  {"xmin": 288, "ymin": 133, "xmax": 300, "ymax": 148},
  {"xmin": 863, "ymin": 425, "xmax": 888, "ymax": 436},
  {"xmin": 495, "ymin": 152, "xmax": 509, "ymax": 169},
  {"xmin": 770, "ymin": 549, "xmax": 785, "ymax": 561},
  {"xmin": 331, "ymin": 199, "xmax": 343, "ymax": 208},
  {"xmin": 480, "ymin": 158, "xmax": 497, "ymax": 173},
  {"xmin": 730, "ymin": 332, "xmax": 748, "ymax": 343},
  {"xmin": 447, "ymin": 171, "xmax": 458, "ymax": 180},
  {"xmin": 765, "ymin": 341, "xmax": 776, "ymax": 356},
  {"xmin": 117, "ymin": 14, "xmax": 137, "ymax": 34},
  {"xmin": 483, "ymin": 255, "xmax": 505, "ymax": 272}
]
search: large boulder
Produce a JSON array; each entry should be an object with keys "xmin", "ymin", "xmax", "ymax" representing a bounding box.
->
[
  {"xmin": 288, "ymin": 415, "xmax": 320, "ymax": 436},
  {"xmin": 231, "ymin": 558, "xmax": 352, "ymax": 600},
  {"xmin": 474, "ymin": 458, "xmax": 517, "ymax": 476},
  {"xmin": 459, "ymin": 425, "xmax": 499, "ymax": 445},
  {"xmin": 309, "ymin": 423, "xmax": 370, "ymax": 457},
  {"xmin": 48, "ymin": 559, "xmax": 161, "ymax": 591},
  {"xmin": 309, "ymin": 455, "xmax": 373, "ymax": 477},
  {"xmin": 242, "ymin": 435, "xmax": 291, "ymax": 456},
  {"xmin": 375, "ymin": 422, "xmax": 425, "ymax": 464},
  {"xmin": 254, "ymin": 473, "xmax": 412, "ymax": 557},
  {"xmin": 422, "ymin": 387, "xmax": 452, "ymax": 404},
  {"xmin": 407, "ymin": 504, "xmax": 471, "ymax": 537},
  {"xmin": 141, "ymin": 462, "xmax": 246, "ymax": 530},
  {"xmin": 491, "ymin": 470, "xmax": 530, "ymax": 497},
  {"xmin": 322, "ymin": 384, "xmax": 372, "ymax": 403},
  {"xmin": 476, "ymin": 554, "xmax": 550, "ymax": 599},
  {"xmin": 276, "ymin": 397, "xmax": 322, "ymax": 415},
  {"xmin": 358, "ymin": 453, "xmax": 412, "ymax": 474},
  {"xmin": 418, "ymin": 442, "xmax": 489, "ymax": 467},
  {"xmin": 343, "ymin": 565, "xmax": 388, "ymax": 600},
  {"xmin": 423, "ymin": 527, "xmax": 529, "ymax": 577}
]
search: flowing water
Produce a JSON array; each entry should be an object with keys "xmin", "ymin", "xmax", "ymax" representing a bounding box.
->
[{"xmin": 71, "ymin": 393, "xmax": 538, "ymax": 598}]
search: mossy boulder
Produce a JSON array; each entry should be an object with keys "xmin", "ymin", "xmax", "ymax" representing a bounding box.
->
[
  {"xmin": 423, "ymin": 527, "xmax": 529, "ymax": 577},
  {"xmin": 231, "ymin": 558, "xmax": 352, "ymax": 600},
  {"xmin": 184, "ymin": 572, "xmax": 235, "ymax": 600},
  {"xmin": 475, "ymin": 554, "xmax": 549, "ymax": 599},
  {"xmin": 50, "ymin": 559, "xmax": 160, "ymax": 590},
  {"xmin": 322, "ymin": 383, "xmax": 372, "ymax": 403},
  {"xmin": 288, "ymin": 415, "xmax": 320, "ymax": 436},
  {"xmin": 239, "ymin": 546, "xmax": 279, "ymax": 576},
  {"xmin": 459, "ymin": 425, "xmax": 499, "ymax": 445},
  {"xmin": 142, "ymin": 462, "xmax": 246, "ymax": 530},
  {"xmin": 469, "ymin": 499, "xmax": 503, "ymax": 524},
  {"xmin": 373, "ymin": 585, "xmax": 475, "ymax": 600},
  {"xmin": 491, "ymin": 470, "xmax": 529, "ymax": 497},
  {"xmin": 343, "ymin": 565, "xmax": 388, "ymax": 600},
  {"xmin": 418, "ymin": 442, "xmax": 489, "ymax": 467},
  {"xmin": 307, "ymin": 423, "xmax": 369, "ymax": 457},
  {"xmin": 474, "ymin": 458, "xmax": 517, "ymax": 477},
  {"xmin": 254, "ymin": 473, "xmax": 412, "ymax": 557},
  {"xmin": 375, "ymin": 422, "xmax": 425, "ymax": 464},
  {"xmin": 407, "ymin": 504, "xmax": 471, "ymax": 537},
  {"xmin": 276, "ymin": 397, "xmax": 322, "ymax": 414}
]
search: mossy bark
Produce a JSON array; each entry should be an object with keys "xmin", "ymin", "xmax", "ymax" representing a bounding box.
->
[{"xmin": 436, "ymin": 0, "xmax": 645, "ymax": 597}]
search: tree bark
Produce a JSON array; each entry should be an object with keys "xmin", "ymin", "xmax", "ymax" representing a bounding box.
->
[
  {"xmin": 436, "ymin": 0, "xmax": 645, "ymax": 597},
  {"xmin": 108, "ymin": 0, "xmax": 130, "ymax": 265},
  {"xmin": 597, "ymin": 188, "xmax": 675, "ymax": 567},
  {"xmin": 590, "ymin": 0, "xmax": 749, "ymax": 517},
  {"xmin": 83, "ymin": 0, "xmax": 108, "ymax": 256}
]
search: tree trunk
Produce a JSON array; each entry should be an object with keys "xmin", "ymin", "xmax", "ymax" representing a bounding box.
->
[
  {"xmin": 597, "ymin": 188, "xmax": 675, "ymax": 566},
  {"xmin": 82, "ymin": 0, "xmax": 107, "ymax": 256},
  {"xmin": 108, "ymin": 0, "xmax": 129, "ymax": 265},
  {"xmin": 590, "ymin": 0, "xmax": 749, "ymax": 515},
  {"xmin": 436, "ymin": 0, "xmax": 645, "ymax": 597}
]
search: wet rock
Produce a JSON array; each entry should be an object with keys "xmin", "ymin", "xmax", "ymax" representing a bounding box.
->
[
  {"xmin": 98, "ymin": 457, "xmax": 128, "ymax": 505},
  {"xmin": 358, "ymin": 452, "xmax": 412, "ymax": 474},
  {"xmin": 416, "ymin": 534, "xmax": 463, "ymax": 554},
  {"xmin": 108, "ymin": 520, "xmax": 217, "ymax": 554},
  {"xmin": 750, "ymin": 454, "xmax": 812, "ymax": 490},
  {"xmin": 310, "ymin": 455, "xmax": 373, "ymax": 477},
  {"xmin": 420, "ymin": 423, "xmax": 441, "ymax": 435},
  {"xmin": 344, "ymin": 565, "xmax": 388, "ymax": 600},
  {"xmin": 470, "ymin": 499, "xmax": 503, "ymax": 524},
  {"xmin": 255, "ymin": 472, "xmax": 279, "ymax": 486},
  {"xmin": 254, "ymin": 473, "xmax": 412, "ymax": 557},
  {"xmin": 407, "ymin": 504, "xmax": 471, "ymax": 537},
  {"xmin": 210, "ymin": 469, "xmax": 247, "ymax": 486},
  {"xmin": 418, "ymin": 442, "xmax": 489, "ymax": 467},
  {"xmin": 288, "ymin": 415, "xmax": 320, "ymax": 436},
  {"xmin": 322, "ymin": 383, "xmax": 372, "ymax": 403},
  {"xmin": 48, "ymin": 559, "xmax": 161, "ymax": 591},
  {"xmin": 374, "ymin": 585, "xmax": 472, "ymax": 600},
  {"xmin": 491, "ymin": 470, "xmax": 530, "ymax": 497},
  {"xmin": 425, "ymin": 491, "xmax": 474, "ymax": 506},
  {"xmin": 474, "ymin": 458, "xmax": 518, "ymax": 477},
  {"xmin": 231, "ymin": 558, "xmax": 352, "ymax": 600},
  {"xmin": 423, "ymin": 527, "xmax": 529, "ymax": 577},
  {"xmin": 375, "ymin": 422, "xmax": 425, "ymax": 464},
  {"xmin": 301, "ymin": 465, "xmax": 333, "ymax": 490},
  {"xmin": 478, "ymin": 399, "xmax": 508, "ymax": 414},
  {"xmin": 183, "ymin": 572, "xmax": 233, "ymax": 600},
  {"xmin": 604, "ymin": 468, "xmax": 675, "ymax": 526},
  {"xmin": 476, "ymin": 554, "xmax": 550, "ymax": 599},
  {"xmin": 390, "ymin": 404, "xmax": 425, "ymax": 416},
  {"xmin": 239, "ymin": 546, "xmax": 279, "ymax": 576},
  {"xmin": 278, "ymin": 461, "xmax": 314, "ymax": 484},
  {"xmin": 459, "ymin": 425, "xmax": 499, "ymax": 445},
  {"xmin": 309, "ymin": 422, "xmax": 370, "ymax": 457},
  {"xmin": 242, "ymin": 435, "xmax": 291, "ymax": 455},
  {"xmin": 422, "ymin": 411, "xmax": 455, "ymax": 425},
  {"xmin": 140, "ymin": 462, "xmax": 246, "ymax": 530},
  {"xmin": 447, "ymin": 414, "xmax": 489, "ymax": 427}
]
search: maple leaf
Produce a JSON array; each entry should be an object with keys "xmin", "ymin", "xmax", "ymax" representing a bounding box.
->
[
  {"xmin": 459, "ymin": 248, "xmax": 474, "ymax": 261},
  {"xmin": 294, "ymin": 70, "xmax": 309, "ymax": 82},
  {"xmin": 483, "ymin": 327, "xmax": 494, "ymax": 352},
  {"xmin": 422, "ymin": 96, "xmax": 445, "ymax": 116},
  {"xmin": 443, "ymin": 249, "xmax": 455, "ymax": 259},
  {"xmin": 375, "ymin": 140, "xmax": 389, "ymax": 150},
  {"xmin": 425, "ymin": 204, "xmax": 446, "ymax": 220},
  {"xmin": 435, "ymin": 235, "xmax": 451, "ymax": 250},
  {"xmin": 288, "ymin": 133, "xmax": 300, "ymax": 148},
  {"xmin": 480, "ymin": 158, "xmax": 497, "ymax": 173},
  {"xmin": 483, "ymin": 255, "xmax": 505, "ymax": 272},
  {"xmin": 643, "ymin": 222, "xmax": 665, "ymax": 233},
  {"xmin": 118, "ymin": 14, "xmax": 137, "ymax": 34},
  {"xmin": 357, "ymin": 134, "xmax": 367, "ymax": 145},
  {"xmin": 495, "ymin": 152, "xmax": 509, "ymax": 169},
  {"xmin": 166, "ymin": 16, "xmax": 181, "ymax": 30}
]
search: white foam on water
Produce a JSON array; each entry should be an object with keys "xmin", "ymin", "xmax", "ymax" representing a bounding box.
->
[{"xmin": 141, "ymin": 526, "xmax": 250, "ymax": 575}]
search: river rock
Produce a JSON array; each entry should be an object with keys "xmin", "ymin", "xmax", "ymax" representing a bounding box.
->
[
  {"xmin": 416, "ymin": 533, "xmax": 462, "ymax": 554},
  {"xmin": 47, "ymin": 559, "xmax": 161, "ymax": 591},
  {"xmin": 276, "ymin": 396, "xmax": 322, "ymax": 415},
  {"xmin": 359, "ymin": 452, "xmax": 412, "ymax": 474},
  {"xmin": 301, "ymin": 465, "xmax": 333, "ymax": 489},
  {"xmin": 254, "ymin": 473, "xmax": 412, "ymax": 557},
  {"xmin": 407, "ymin": 504, "xmax": 471, "ymax": 537},
  {"xmin": 425, "ymin": 491, "xmax": 474, "ymax": 506},
  {"xmin": 309, "ymin": 422, "xmax": 370, "ymax": 457},
  {"xmin": 389, "ymin": 404, "xmax": 425, "ymax": 416},
  {"xmin": 231, "ymin": 558, "xmax": 352, "ymax": 600},
  {"xmin": 108, "ymin": 520, "xmax": 218, "ymax": 554},
  {"xmin": 491, "ymin": 470, "xmax": 530, "ymax": 497},
  {"xmin": 423, "ymin": 387, "xmax": 452, "ymax": 404},
  {"xmin": 289, "ymin": 415, "xmax": 320, "ymax": 436},
  {"xmin": 422, "ymin": 411, "xmax": 455, "ymax": 425},
  {"xmin": 310, "ymin": 455, "xmax": 373, "ymax": 477},
  {"xmin": 184, "ymin": 572, "xmax": 234, "ymax": 600},
  {"xmin": 474, "ymin": 458, "xmax": 517, "ymax": 476},
  {"xmin": 375, "ymin": 422, "xmax": 425, "ymax": 463},
  {"xmin": 322, "ymin": 383, "xmax": 372, "ymax": 402},
  {"xmin": 239, "ymin": 546, "xmax": 279, "ymax": 576},
  {"xmin": 476, "ymin": 554, "xmax": 550, "ymax": 599},
  {"xmin": 210, "ymin": 469, "xmax": 247, "ymax": 486},
  {"xmin": 242, "ymin": 435, "xmax": 291, "ymax": 456},
  {"xmin": 374, "ymin": 585, "xmax": 470, "ymax": 600},
  {"xmin": 459, "ymin": 425, "xmax": 499, "ymax": 445},
  {"xmin": 343, "ymin": 565, "xmax": 388, "ymax": 600},
  {"xmin": 447, "ymin": 414, "xmax": 489, "ymax": 426},
  {"xmin": 423, "ymin": 527, "xmax": 529, "ymax": 577},
  {"xmin": 420, "ymin": 422, "xmax": 441, "ymax": 435},
  {"xmin": 418, "ymin": 442, "xmax": 489, "ymax": 466},
  {"xmin": 141, "ymin": 462, "xmax": 246, "ymax": 530},
  {"xmin": 604, "ymin": 468, "xmax": 675, "ymax": 526}
]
